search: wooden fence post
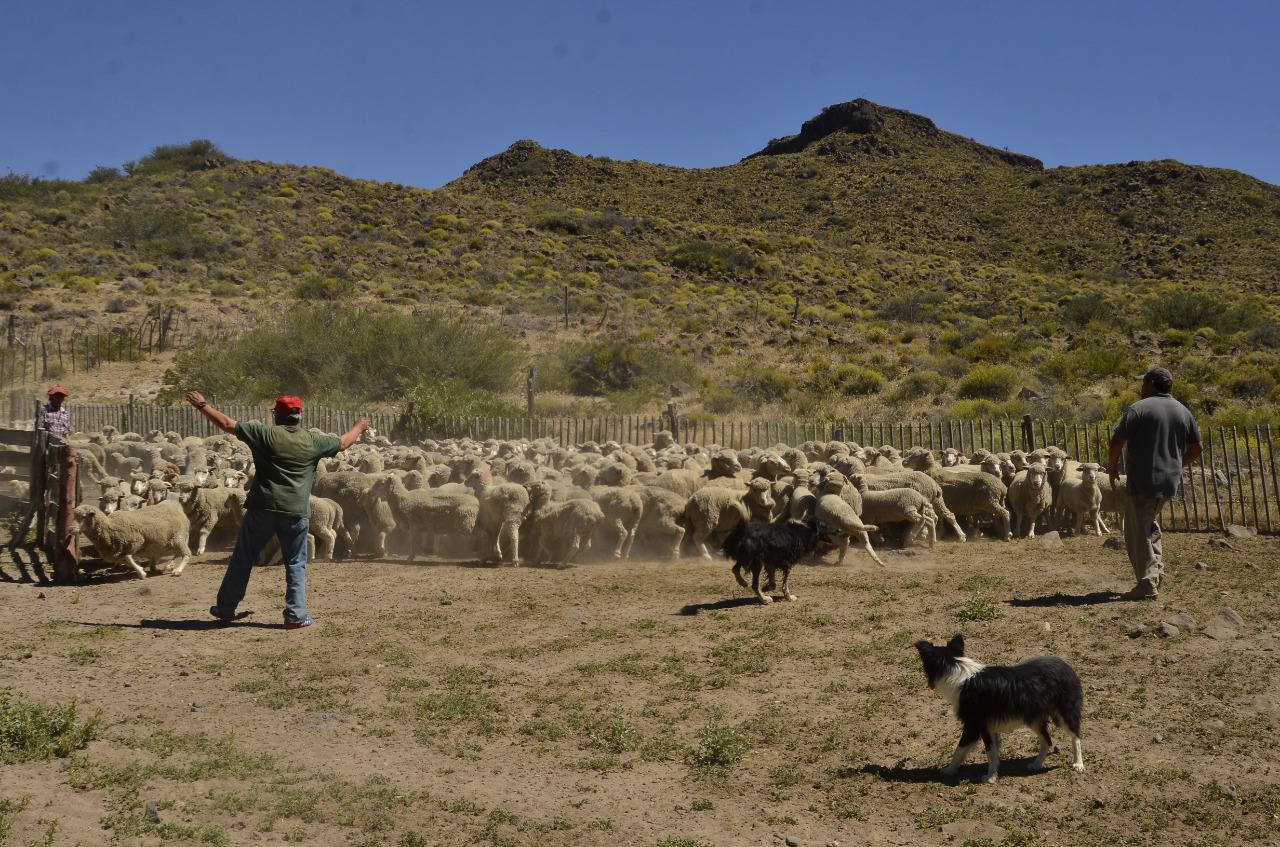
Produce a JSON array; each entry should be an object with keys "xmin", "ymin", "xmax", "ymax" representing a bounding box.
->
[{"xmin": 53, "ymin": 446, "xmax": 78, "ymax": 583}]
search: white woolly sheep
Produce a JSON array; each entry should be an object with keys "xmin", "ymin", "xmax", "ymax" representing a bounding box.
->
[
  {"xmin": 903, "ymin": 451, "xmax": 1011, "ymax": 541},
  {"xmin": 464, "ymin": 470, "xmax": 530, "ymax": 565},
  {"xmin": 848, "ymin": 473, "xmax": 937, "ymax": 549},
  {"xmin": 173, "ymin": 479, "xmax": 246, "ymax": 555},
  {"xmin": 523, "ymin": 481, "xmax": 606, "ymax": 565},
  {"xmin": 368, "ymin": 474, "xmax": 480, "ymax": 562},
  {"xmin": 73, "ymin": 501, "xmax": 192, "ymax": 578},
  {"xmin": 812, "ymin": 471, "xmax": 882, "ymax": 566},
  {"xmin": 1007, "ymin": 462, "xmax": 1053, "ymax": 539},
  {"xmin": 1056, "ymin": 462, "xmax": 1105, "ymax": 536},
  {"xmin": 681, "ymin": 477, "xmax": 775, "ymax": 560}
]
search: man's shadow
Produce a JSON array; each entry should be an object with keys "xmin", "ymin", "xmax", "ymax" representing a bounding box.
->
[
  {"xmin": 1006, "ymin": 591, "xmax": 1123, "ymax": 608},
  {"xmin": 72, "ymin": 612, "xmax": 273, "ymax": 632}
]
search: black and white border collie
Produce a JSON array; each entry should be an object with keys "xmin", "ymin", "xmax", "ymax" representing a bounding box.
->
[
  {"xmin": 721, "ymin": 515, "xmax": 839, "ymax": 604},
  {"xmin": 914, "ymin": 635, "xmax": 1085, "ymax": 783}
]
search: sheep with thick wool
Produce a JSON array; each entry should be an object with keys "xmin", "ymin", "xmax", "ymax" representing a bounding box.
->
[
  {"xmin": 848, "ymin": 472, "xmax": 938, "ymax": 550},
  {"xmin": 173, "ymin": 479, "xmax": 246, "ymax": 555},
  {"xmin": 368, "ymin": 474, "xmax": 479, "ymax": 561},
  {"xmin": 522, "ymin": 481, "xmax": 606, "ymax": 565},
  {"xmin": 1007, "ymin": 462, "xmax": 1053, "ymax": 539},
  {"xmin": 464, "ymin": 470, "xmax": 530, "ymax": 565},
  {"xmin": 1056, "ymin": 462, "xmax": 1106, "ymax": 536},
  {"xmin": 73, "ymin": 501, "xmax": 192, "ymax": 578},
  {"xmin": 812, "ymin": 471, "xmax": 882, "ymax": 566},
  {"xmin": 681, "ymin": 477, "xmax": 775, "ymax": 560}
]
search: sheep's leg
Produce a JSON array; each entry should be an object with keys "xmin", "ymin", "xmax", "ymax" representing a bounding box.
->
[
  {"xmin": 315, "ymin": 527, "xmax": 336, "ymax": 561},
  {"xmin": 619, "ymin": 519, "xmax": 639, "ymax": 559},
  {"xmin": 693, "ymin": 527, "xmax": 713, "ymax": 560},
  {"xmin": 609, "ymin": 518, "xmax": 627, "ymax": 558},
  {"xmin": 859, "ymin": 531, "xmax": 885, "ymax": 567},
  {"xmin": 835, "ymin": 535, "xmax": 850, "ymax": 565},
  {"xmin": 168, "ymin": 552, "xmax": 191, "ymax": 576},
  {"xmin": 194, "ymin": 526, "xmax": 211, "ymax": 556},
  {"xmin": 122, "ymin": 554, "xmax": 148, "ymax": 579},
  {"xmin": 565, "ymin": 532, "xmax": 585, "ymax": 564},
  {"xmin": 1097, "ymin": 511, "xmax": 1111, "ymax": 535}
]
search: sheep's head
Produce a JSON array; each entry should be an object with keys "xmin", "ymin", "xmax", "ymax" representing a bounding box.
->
[
  {"xmin": 1026, "ymin": 462, "xmax": 1048, "ymax": 487},
  {"xmin": 527, "ymin": 481, "xmax": 555, "ymax": 507},
  {"xmin": 819, "ymin": 470, "xmax": 848, "ymax": 495},
  {"xmin": 743, "ymin": 478, "xmax": 776, "ymax": 519},
  {"xmin": 754, "ymin": 453, "xmax": 791, "ymax": 480},
  {"xmin": 72, "ymin": 504, "xmax": 99, "ymax": 532},
  {"xmin": 709, "ymin": 451, "xmax": 742, "ymax": 478},
  {"xmin": 173, "ymin": 482, "xmax": 199, "ymax": 505},
  {"xmin": 596, "ymin": 464, "xmax": 634, "ymax": 487}
]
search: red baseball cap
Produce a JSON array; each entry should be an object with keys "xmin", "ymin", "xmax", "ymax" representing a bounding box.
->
[
  {"xmin": 47, "ymin": 385, "xmax": 68, "ymax": 398},
  {"xmin": 273, "ymin": 395, "xmax": 303, "ymax": 415}
]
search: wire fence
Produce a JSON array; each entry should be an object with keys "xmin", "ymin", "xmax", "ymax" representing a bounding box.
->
[{"xmin": 51, "ymin": 402, "xmax": 1280, "ymax": 535}]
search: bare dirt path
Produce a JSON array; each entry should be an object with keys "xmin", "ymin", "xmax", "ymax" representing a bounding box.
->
[{"xmin": 2, "ymin": 533, "xmax": 1279, "ymax": 846}]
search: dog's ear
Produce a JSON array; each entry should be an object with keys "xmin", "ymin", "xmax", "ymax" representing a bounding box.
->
[
  {"xmin": 914, "ymin": 640, "xmax": 933, "ymax": 656},
  {"xmin": 946, "ymin": 634, "xmax": 966, "ymax": 655}
]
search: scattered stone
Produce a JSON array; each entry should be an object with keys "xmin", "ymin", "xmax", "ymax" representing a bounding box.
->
[
  {"xmin": 1195, "ymin": 561, "xmax": 1209, "ymax": 570},
  {"xmin": 1225, "ymin": 525, "xmax": 1257, "ymax": 539},
  {"xmin": 1102, "ymin": 537, "xmax": 1125, "ymax": 550},
  {"xmin": 785, "ymin": 837, "xmax": 800, "ymax": 847},
  {"xmin": 1157, "ymin": 623, "xmax": 1180, "ymax": 639},
  {"xmin": 827, "ymin": 842, "xmax": 841, "ymax": 847},
  {"xmin": 1164, "ymin": 655, "xmax": 1182, "ymax": 665},
  {"xmin": 1204, "ymin": 719, "xmax": 1226, "ymax": 731},
  {"xmin": 136, "ymin": 586, "xmax": 152, "ymax": 596},
  {"xmin": 1127, "ymin": 624, "xmax": 1147, "ymax": 638},
  {"xmin": 1166, "ymin": 612, "xmax": 1198, "ymax": 631},
  {"xmin": 1208, "ymin": 538, "xmax": 1233, "ymax": 550},
  {"xmin": 1154, "ymin": 733, "xmax": 1163, "ymax": 743},
  {"xmin": 1203, "ymin": 608, "xmax": 1244, "ymax": 640},
  {"xmin": 36, "ymin": 591, "xmax": 45, "ymax": 600},
  {"xmin": 178, "ymin": 670, "xmax": 189, "ymax": 677},
  {"xmin": 1042, "ymin": 622, "xmax": 1052, "ymax": 633},
  {"xmin": 144, "ymin": 801, "xmax": 161, "ymax": 824},
  {"xmin": 1036, "ymin": 531, "xmax": 1064, "ymax": 550},
  {"xmin": 191, "ymin": 701, "xmax": 205, "ymax": 712}
]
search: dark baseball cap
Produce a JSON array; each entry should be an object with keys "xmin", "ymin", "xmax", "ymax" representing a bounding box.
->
[{"xmin": 1138, "ymin": 367, "xmax": 1173, "ymax": 390}]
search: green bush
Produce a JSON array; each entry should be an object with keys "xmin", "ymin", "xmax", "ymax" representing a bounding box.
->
[
  {"xmin": 889, "ymin": 371, "xmax": 949, "ymax": 402},
  {"xmin": 103, "ymin": 204, "xmax": 222, "ymax": 260},
  {"xmin": 668, "ymin": 241, "xmax": 763, "ymax": 277},
  {"xmin": 1144, "ymin": 292, "xmax": 1261, "ymax": 333},
  {"xmin": 294, "ymin": 275, "xmax": 357, "ymax": 301},
  {"xmin": 124, "ymin": 139, "xmax": 233, "ymax": 176},
  {"xmin": 540, "ymin": 337, "xmax": 699, "ymax": 399},
  {"xmin": 957, "ymin": 364, "xmax": 1021, "ymax": 400},
  {"xmin": 84, "ymin": 165, "xmax": 122, "ymax": 183},
  {"xmin": 1061, "ymin": 292, "xmax": 1113, "ymax": 327},
  {"xmin": 159, "ymin": 304, "xmax": 526, "ymax": 407}
]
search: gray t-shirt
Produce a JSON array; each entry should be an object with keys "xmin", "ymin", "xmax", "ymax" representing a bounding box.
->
[{"xmin": 1112, "ymin": 393, "xmax": 1202, "ymax": 499}]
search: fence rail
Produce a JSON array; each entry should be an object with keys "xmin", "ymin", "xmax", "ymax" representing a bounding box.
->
[{"xmin": 58, "ymin": 404, "xmax": 1280, "ymax": 535}]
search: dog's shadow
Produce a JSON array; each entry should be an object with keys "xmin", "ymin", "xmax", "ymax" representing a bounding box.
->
[
  {"xmin": 678, "ymin": 597, "xmax": 768, "ymax": 615},
  {"xmin": 1007, "ymin": 591, "xmax": 1122, "ymax": 608},
  {"xmin": 859, "ymin": 760, "xmax": 1054, "ymax": 784}
]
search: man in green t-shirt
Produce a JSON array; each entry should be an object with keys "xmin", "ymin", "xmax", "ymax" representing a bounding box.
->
[{"xmin": 186, "ymin": 391, "xmax": 369, "ymax": 629}]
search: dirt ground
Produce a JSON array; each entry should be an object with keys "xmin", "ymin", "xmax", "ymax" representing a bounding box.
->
[{"xmin": 2, "ymin": 531, "xmax": 1279, "ymax": 847}]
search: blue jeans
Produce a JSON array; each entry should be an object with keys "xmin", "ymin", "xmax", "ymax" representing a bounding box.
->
[{"xmin": 215, "ymin": 510, "xmax": 311, "ymax": 624}]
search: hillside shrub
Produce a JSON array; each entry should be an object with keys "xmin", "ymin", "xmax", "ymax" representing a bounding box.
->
[
  {"xmin": 806, "ymin": 362, "xmax": 885, "ymax": 396},
  {"xmin": 1144, "ymin": 292, "xmax": 1260, "ymax": 333},
  {"xmin": 159, "ymin": 305, "xmax": 525, "ymax": 407},
  {"xmin": 889, "ymin": 371, "xmax": 950, "ymax": 402},
  {"xmin": 104, "ymin": 205, "xmax": 221, "ymax": 260},
  {"xmin": 539, "ymin": 337, "xmax": 699, "ymax": 400},
  {"xmin": 1061, "ymin": 292, "xmax": 1113, "ymax": 327},
  {"xmin": 124, "ymin": 139, "xmax": 233, "ymax": 177},
  {"xmin": 668, "ymin": 241, "xmax": 762, "ymax": 278},
  {"xmin": 84, "ymin": 165, "xmax": 122, "ymax": 183},
  {"xmin": 957, "ymin": 364, "xmax": 1020, "ymax": 400}
]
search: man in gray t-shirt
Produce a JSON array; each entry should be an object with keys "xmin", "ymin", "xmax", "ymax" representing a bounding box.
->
[{"xmin": 1107, "ymin": 367, "xmax": 1202, "ymax": 601}]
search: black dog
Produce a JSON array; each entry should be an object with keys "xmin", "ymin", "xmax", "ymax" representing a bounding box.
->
[
  {"xmin": 914, "ymin": 635, "xmax": 1085, "ymax": 783},
  {"xmin": 721, "ymin": 515, "xmax": 839, "ymax": 604}
]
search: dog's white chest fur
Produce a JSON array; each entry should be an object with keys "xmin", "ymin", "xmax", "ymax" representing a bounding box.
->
[{"xmin": 933, "ymin": 656, "xmax": 986, "ymax": 709}]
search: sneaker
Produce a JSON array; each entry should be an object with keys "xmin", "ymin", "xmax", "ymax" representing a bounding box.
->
[
  {"xmin": 210, "ymin": 605, "xmax": 235, "ymax": 623},
  {"xmin": 283, "ymin": 615, "xmax": 314, "ymax": 630}
]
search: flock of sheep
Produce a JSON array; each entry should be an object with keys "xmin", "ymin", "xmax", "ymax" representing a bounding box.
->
[{"xmin": 64, "ymin": 423, "xmax": 1125, "ymax": 581}]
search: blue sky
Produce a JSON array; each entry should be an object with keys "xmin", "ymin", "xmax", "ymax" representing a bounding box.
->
[{"xmin": 4, "ymin": 1, "xmax": 1278, "ymax": 188}]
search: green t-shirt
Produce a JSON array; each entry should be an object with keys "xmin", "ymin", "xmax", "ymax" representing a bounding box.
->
[{"xmin": 236, "ymin": 422, "xmax": 342, "ymax": 516}]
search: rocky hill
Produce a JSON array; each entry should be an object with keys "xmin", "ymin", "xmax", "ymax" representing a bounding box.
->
[{"xmin": 1, "ymin": 101, "xmax": 1277, "ymax": 424}]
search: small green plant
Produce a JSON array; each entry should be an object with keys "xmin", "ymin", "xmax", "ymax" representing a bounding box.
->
[
  {"xmin": 689, "ymin": 720, "xmax": 748, "ymax": 776},
  {"xmin": 0, "ymin": 691, "xmax": 102, "ymax": 763},
  {"xmin": 955, "ymin": 597, "xmax": 1000, "ymax": 622}
]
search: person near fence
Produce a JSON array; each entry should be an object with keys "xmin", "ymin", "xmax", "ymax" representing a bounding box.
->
[
  {"xmin": 41, "ymin": 385, "xmax": 72, "ymax": 442},
  {"xmin": 186, "ymin": 390, "xmax": 369, "ymax": 629},
  {"xmin": 1107, "ymin": 367, "xmax": 1202, "ymax": 601}
]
